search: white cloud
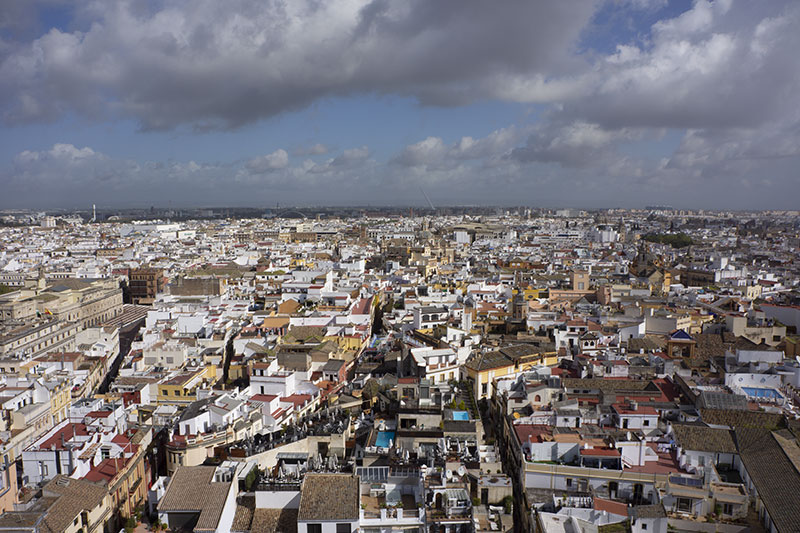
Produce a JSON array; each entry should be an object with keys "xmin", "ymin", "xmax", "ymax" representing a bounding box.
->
[
  {"xmin": 245, "ymin": 149, "xmax": 289, "ymax": 173},
  {"xmin": 395, "ymin": 126, "xmax": 522, "ymax": 169}
]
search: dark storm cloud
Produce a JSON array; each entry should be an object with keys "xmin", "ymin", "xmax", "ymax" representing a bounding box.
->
[{"xmin": 0, "ymin": 0, "xmax": 594, "ymax": 130}]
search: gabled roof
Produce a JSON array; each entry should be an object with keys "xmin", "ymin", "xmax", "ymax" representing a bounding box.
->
[
  {"xmin": 700, "ymin": 408, "xmax": 784, "ymax": 430},
  {"xmin": 284, "ymin": 325, "xmax": 325, "ymax": 344},
  {"xmin": 669, "ymin": 329, "xmax": 694, "ymax": 341},
  {"xmin": 297, "ymin": 474, "xmax": 359, "ymax": 521},
  {"xmin": 736, "ymin": 428, "xmax": 800, "ymax": 532},
  {"xmin": 672, "ymin": 424, "xmax": 736, "ymax": 454},
  {"xmin": 40, "ymin": 475, "xmax": 109, "ymax": 533},
  {"xmin": 464, "ymin": 350, "xmax": 513, "ymax": 372},
  {"xmin": 158, "ymin": 466, "xmax": 231, "ymax": 531}
]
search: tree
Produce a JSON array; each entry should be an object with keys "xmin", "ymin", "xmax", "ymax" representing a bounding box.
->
[
  {"xmin": 363, "ymin": 378, "xmax": 380, "ymax": 400},
  {"xmin": 642, "ymin": 233, "xmax": 693, "ymax": 248}
]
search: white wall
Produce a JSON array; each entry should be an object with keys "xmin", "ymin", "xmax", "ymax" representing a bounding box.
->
[
  {"xmin": 298, "ymin": 520, "xmax": 358, "ymax": 533},
  {"xmin": 255, "ymin": 491, "xmax": 301, "ymax": 508},
  {"xmin": 215, "ymin": 478, "xmax": 239, "ymax": 533},
  {"xmin": 725, "ymin": 373, "xmax": 782, "ymax": 390},
  {"xmin": 524, "ymin": 442, "xmax": 579, "ymax": 463}
]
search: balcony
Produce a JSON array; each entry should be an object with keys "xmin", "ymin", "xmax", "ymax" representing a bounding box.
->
[{"xmin": 360, "ymin": 488, "xmax": 424, "ymax": 525}]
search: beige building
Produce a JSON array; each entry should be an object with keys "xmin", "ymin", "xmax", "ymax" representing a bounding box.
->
[
  {"xmin": 33, "ymin": 278, "xmax": 123, "ymax": 328},
  {"xmin": 0, "ymin": 319, "xmax": 81, "ymax": 360},
  {"xmin": 0, "ymin": 475, "xmax": 113, "ymax": 532}
]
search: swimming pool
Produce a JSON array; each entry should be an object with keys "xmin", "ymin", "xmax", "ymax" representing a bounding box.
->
[
  {"xmin": 452, "ymin": 411, "xmax": 470, "ymax": 421},
  {"xmin": 741, "ymin": 387, "xmax": 783, "ymax": 399},
  {"xmin": 376, "ymin": 430, "xmax": 395, "ymax": 448}
]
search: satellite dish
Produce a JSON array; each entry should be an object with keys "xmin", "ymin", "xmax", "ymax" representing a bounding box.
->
[{"xmin": 457, "ymin": 465, "xmax": 466, "ymax": 477}]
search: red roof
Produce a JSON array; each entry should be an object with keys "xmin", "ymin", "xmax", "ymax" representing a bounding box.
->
[
  {"xmin": 85, "ymin": 410, "xmax": 113, "ymax": 419},
  {"xmin": 39, "ymin": 423, "xmax": 90, "ymax": 450},
  {"xmin": 250, "ymin": 394, "xmax": 278, "ymax": 403},
  {"xmin": 514, "ymin": 424, "xmax": 551, "ymax": 444},
  {"xmin": 594, "ymin": 498, "xmax": 628, "ymax": 516},
  {"xmin": 351, "ymin": 298, "xmax": 372, "ymax": 315},
  {"xmin": 111, "ymin": 433, "xmax": 132, "ymax": 446},
  {"xmin": 580, "ymin": 447, "xmax": 621, "ymax": 457},
  {"xmin": 84, "ymin": 457, "xmax": 126, "ymax": 483},
  {"xmin": 281, "ymin": 394, "xmax": 312, "ymax": 407},
  {"xmin": 653, "ymin": 378, "xmax": 679, "ymax": 401}
]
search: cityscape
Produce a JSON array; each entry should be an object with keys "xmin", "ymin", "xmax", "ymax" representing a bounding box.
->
[
  {"xmin": 0, "ymin": 207, "xmax": 798, "ymax": 533},
  {"xmin": 2, "ymin": 1, "xmax": 800, "ymax": 533}
]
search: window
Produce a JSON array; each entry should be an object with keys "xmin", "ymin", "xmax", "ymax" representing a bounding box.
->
[
  {"xmin": 643, "ymin": 419, "xmax": 650, "ymax": 427},
  {"xmin": 676, "ymin": 497, "xmax": 693, "ymax": 513},
  {"xmin": 336, "ymin": 524, "xmax": 351, "ymax": 533},
  {"xmin": 566, "ymin": 478, "xmax": 572, "ymax": 488},
  {"xmin": 723, "ymin": 503, "xmax": 734, "ymax": 515},
  {"xmin": 641, "ymin": 524, "xmax": 647, "ymax": 530},
  {"xmin": 307, "ymin": 524, "xmax": 322, "ymax": 533},
  {"xmin": 482, "ymin": 383, "xmax": 488, "ymax": 395}
]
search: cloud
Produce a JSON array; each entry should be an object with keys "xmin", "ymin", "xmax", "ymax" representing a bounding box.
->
[
  {"xmin": 511, "ymin": 121, "xmax": 640, "ymax": 168},
  {"xmin": 394, "ymin": 126, "xmax": 522, "ymax": 169},
  {"xmin": 394, "ymin": 137, "xmax": 447, "ymax": 167},
  {"xmin": 294, "ymin": 143, "xmax": 329, "ymax": 156},
  {"xmin": 0, "ymin": 0, "xmax": 595, "ymax": 129},
  {"xmin": 245, "ymin": 149, "xmax": 289, "ymax": 173},
  {"xmin": 508, "ymin": 1, "xmax": 800, "ymax": 132},
  {"xmin": 2, "ymin": 2, "xmax": 800, "ymax": 209},
  {"xmin": 332, "ymin": 146, "xmax": 369, "ymax": 166}
]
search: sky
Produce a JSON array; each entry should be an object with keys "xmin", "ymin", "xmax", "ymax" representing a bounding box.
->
[{"xmin": 0, "ymin": 0, "xmax": 798, "ymax": 210}]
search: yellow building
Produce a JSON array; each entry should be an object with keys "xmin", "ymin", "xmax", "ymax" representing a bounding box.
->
[
  {"xmin": 157, "ymin": 366, "xmax": 217, "ymax": 404},
  {"xmin": 44, "ymin": 378, "xmax": 72, "ymax": 424},
  {"xmin": 324, "ymin": 334, "xmax": 365, "ymax": 353},
  {"xmin": 464, "ymin": 344, "xmax": 558, "ymax": 401},
  {"xmin": 84, "ymin": 427, "xmax": 151, "ymax": 524},
  {"xmin": 512, "ymin": 287, "xmax": 547, "ymax": 301}
]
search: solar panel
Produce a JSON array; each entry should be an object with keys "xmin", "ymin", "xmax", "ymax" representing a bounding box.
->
[{"xmin": 670, "ymin": 475, "xmax": 703, "ymax": 487}]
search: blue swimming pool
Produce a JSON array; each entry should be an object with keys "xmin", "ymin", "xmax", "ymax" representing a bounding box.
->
[
  {"xmin": 741, "ymin": 387, "xmax": 783, "ymax": 399},
  {"xmin": 376, "ymin": 431, "xmax": 395, "ymax": 448},
  {"xmin": 452, "ymin": 410, "xmax": 470, "ymax": 421}
]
